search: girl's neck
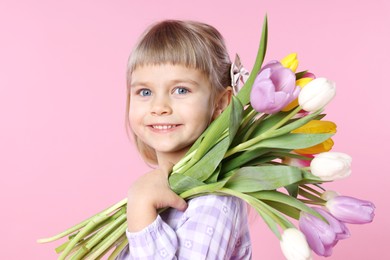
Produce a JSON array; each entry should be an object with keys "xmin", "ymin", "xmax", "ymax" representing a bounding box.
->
[{"xmin": 156, "ymin": 147, "xmax": 189, "ymax": 168}]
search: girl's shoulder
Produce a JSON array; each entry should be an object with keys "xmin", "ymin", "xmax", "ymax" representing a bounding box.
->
[{"xmin": 185, "ymin": 194, "xmax": 247, "ymax": 218}]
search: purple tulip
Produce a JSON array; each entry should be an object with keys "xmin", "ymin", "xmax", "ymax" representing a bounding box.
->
[
  {"xmin": 326, "ymin": 196, "xmax": 375, "ymax": 224},
  {"xmin": 299, "ymin": 209, "xmax": 337, "ymax": 257},
  {"xmin": 315, "ymin": 207, "xmax": 350, "ymax": 240},
  {"xmin": 250, "ymin": 61, "xmax": 300, "ymax": 114}
]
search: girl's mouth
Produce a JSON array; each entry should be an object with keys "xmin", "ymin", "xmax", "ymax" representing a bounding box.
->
[{"xmin": 150, "ymin": 124, "xmax": 179, "ymax": 130}]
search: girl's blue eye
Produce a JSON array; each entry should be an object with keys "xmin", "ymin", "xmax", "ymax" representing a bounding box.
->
[
  {"xmin": 174, "ymin": 87, "xmax": 189, "ymax": 95},
  {"xmin": 139, "ymin": 89, "xmax": 152, "ymax": 96}
]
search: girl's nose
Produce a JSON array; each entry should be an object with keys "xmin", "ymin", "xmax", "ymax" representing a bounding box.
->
[{"xmin": 151, "ymin": 96, "xmax": 172, "ymax": 116}]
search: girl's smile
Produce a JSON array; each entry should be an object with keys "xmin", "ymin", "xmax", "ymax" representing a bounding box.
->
[
  {"xmin": 129, "ymin": 64, "xmax": 216, "ymax": 163},
  {"xmin": 149, "ymin": 124, "xmax": 181, "ymax": 132}
]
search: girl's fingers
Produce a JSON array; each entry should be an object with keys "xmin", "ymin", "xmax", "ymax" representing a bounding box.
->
[{"xmin": 168, "ymin": 192, "xmax": 187, "ymax": 212}]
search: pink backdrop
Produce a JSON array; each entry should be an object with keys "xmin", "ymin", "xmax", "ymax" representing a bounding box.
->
[{"xmin": 1, "ymin": 0, "xmax": 389, "ymax": 259}]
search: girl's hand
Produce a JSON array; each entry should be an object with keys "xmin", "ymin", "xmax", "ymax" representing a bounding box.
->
[{"xmin": 126, "ymin": 162, "xmax": 187, "ymax": 232}]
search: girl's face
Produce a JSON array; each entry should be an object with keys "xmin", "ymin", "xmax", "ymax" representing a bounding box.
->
[{"xmin": 129, "ymin": 64, "xmax": 216, "ymax": 163}]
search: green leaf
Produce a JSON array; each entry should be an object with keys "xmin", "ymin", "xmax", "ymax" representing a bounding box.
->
[
  {"xmin": 183, "ymin": 137, "xmax": 229, "ymax": 181},
  {"xmin": 298, "ymin": 188, "xmax": 326, "ymax": 203},
  {"xmin": 263, "ymin": 200, "xmax": 301, "ymax": 219},
  {"xmin": 237, "ymin": 15, "xmax": 268, "ymax": 105},
  {"xmin": 225, "ymin": 166, "xmax": 302, "ymax": 192},
  {"xmin": 269, "ymin": 109, "xmax": 323, "ymax": 138},
  {"xmin": 295, "ymin": 70, "xmax": 308, "ymax": 80},
  {"xmin": 249, "ymin": 190, "xmax": 325, "ymax": 221},
  {"xmin": 251, "ymin": 133, "xmax": 334, "ymax": 150},
  {"xmin": 259, "ymin": 201, "xmax": 296, "ymax": 228},
  {"xmin": 285, "ymin": 184, "xmax": 299, "ymax": 197},
  {"xmin": 169, "ymin": 174, "xmax": 205, "ymax": 194},
  {"xmin": 249, "ymin": 111, "xmax": 291, "ymax": 138},
  {"xmin": 182, "ymin": 95, "xmax": 242, "ymax": 174},
  {"xmin": 179, "ymin": 179, "xmax": 230, "ymax": 199},
  {"xmin": 221, "ymin": 148, "xmax": 269, "ymax": 174},
  {"xmin": 205, "ymin": 164, "xmax": 221, "ymax": 184},
  {"xmin": 228, "ymin": 96, "xmax": 244, "ymax": 142}
]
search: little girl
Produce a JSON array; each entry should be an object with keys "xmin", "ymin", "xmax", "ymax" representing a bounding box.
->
[{"xmin": 118, "ymin": 20, "xmax": 252, "ymax": 259}]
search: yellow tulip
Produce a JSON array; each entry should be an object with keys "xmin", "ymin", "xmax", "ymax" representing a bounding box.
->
[
  {"xmin": 292, "ymin": 120, "xmax": 336, "ymax": 154},
  {"xmin": 280, "ymin": 53, "xmax": 299, "ymax": 72},
  {"xmin": 282, "ymin": 77, "xmax": 313, "ymax": 111}
]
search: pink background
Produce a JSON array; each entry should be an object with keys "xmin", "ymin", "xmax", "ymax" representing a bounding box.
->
[{"xmin": 1, "ymin": 0, "xmax": 389, "ymax": 259}]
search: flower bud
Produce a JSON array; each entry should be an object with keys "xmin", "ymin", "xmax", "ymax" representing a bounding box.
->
[
  {"xmin": 298, "ymin": 77, "xmax": 336, "ymax": 112},
  {"xmin": 299, "ymin": 208, "xmax": 350, "ymax": 257},
  {"xmin": 326, "ymin": 196, "xmax": 376, "ymax": 224},
  {"xmin": 310, "ymin": 152, "xmax": 351, "ymax": 181},
  {"xmin": 283, "ymin": 156, "xmax": 312, "ymax": 168},
  {"xmin": 321, "ymin": 190, "xmax": 340, "ymax": 201},
  {"xmin": 250, "ymin": 61, "xmax": 300, "ymax": 114},
  {"xmin": 292, "ymin": 120, "xmax": 336, "ymax": 155},
  {"xmin": 281, "ymin": 53, "xmax": 299, "ymax": 72},
  {"xmin": 282, "ymin": 77, "xmax": 313, "ymax": 111},
  {"xmin": 280, "ymin": 228, "xmax": 312, "ymax": 260},
  {"xmin": 299, "ymin": 211, "xmax": 336, "ymax": 257}
]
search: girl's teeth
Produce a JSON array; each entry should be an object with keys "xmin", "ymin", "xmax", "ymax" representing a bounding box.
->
[{"xmin": 153, "ymin": 125, "xmax": 176, "ymax": 130}]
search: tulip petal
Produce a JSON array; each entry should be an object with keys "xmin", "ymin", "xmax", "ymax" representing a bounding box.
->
[
  {"xmin": 310, "ymin": 152, "xmax": 352, "ymax": 181},
  {"xmin": 298, "ymin": 77, "xmax": 336, "ymax": 112},
  {"xmin": 326, "ymin": 196, "xmax": 376, "ymax": 224},
  {"xmin": 250, "ymin": 78, "xmax": 275, "ymax": 113},
  {"xmin": 299, "ymin": 211, "xmax": 337, "ymax": 257},
  {"xmin": 315, "ymin": 208, "xmax": 350, "ymax": 240},
  {"xmin": 280, "ymin": 228, "xmax": 312, "ymax": 260},
  {"xmin": 270, "ymin": 68, "xmax": 296, "ymax": 93}
]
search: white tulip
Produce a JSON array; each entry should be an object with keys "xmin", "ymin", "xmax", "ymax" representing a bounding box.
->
[
  {"xmin": 310, "ymin": 152, "xmax": 352, "ymax": 181},
  {"xmin": 280, "ymin": 228, "xmax": 312, "ymax": 260},
  {"xmin": 298, "ymin": 77, "xmax": 336, "ymax": 112},
  {"xmin": 320, "ymin": 190, "xmax": 340, "ymax": 201}
]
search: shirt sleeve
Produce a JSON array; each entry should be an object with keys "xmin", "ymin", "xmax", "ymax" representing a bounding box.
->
[{"xmin": 120, "ymin": 195, "xmax": 250, "ymax": 260}]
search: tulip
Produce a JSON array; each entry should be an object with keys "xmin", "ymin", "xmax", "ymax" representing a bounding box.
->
[
  {"xmin": 299, "ymin": 210, "xmax": 337, "ymax": 257},
  {"xmin": 298, "ymin": 77, "xmax": 336, "ymax": 112},
  {"xmin": 250, "ymin": 61, "xmax": 300, "ymax": 114},
  {"xmin": 310, "ymin": 152, "xmax": 351, "ymax": 181},
  {"xmin": 326, "ymin": 196, "xmax": 375, "ymax": 224},
  {"xmin": 282, "ymin": 154, "xmax": 313, "ymax": 168},
  {"xmin": 282, "ymin": 77, "xmax": 313, "ymax": 111},
  {"xmin": 321, "ymin": 190, "xmax": 340, "ymax": 201},
  {"xmin": 281, "ymin": 53, "xmax": 299, "ymax": 72},
  {"xmin": 315, "ymin": 207, "xmax": 350, "ymax": 240},
  {"xmin": 280, "ymin": 228, "xmax": 312, "ymax": 260},
  {"xmin": 299, "ymin": 207, "xmax": 350, "ymax": 257},
  {"xmin": 292, "ymin": 120, "xmax": 336, "ymax": 154}
]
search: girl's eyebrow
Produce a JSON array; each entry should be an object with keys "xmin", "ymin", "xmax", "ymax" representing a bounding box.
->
[
  {"xmin": 131, "ymin": 79, "xmax": 200, "ymax": 88},
  {"xmin": 169, "ymin": 79, "xmax": 200, "ymax": 86}
]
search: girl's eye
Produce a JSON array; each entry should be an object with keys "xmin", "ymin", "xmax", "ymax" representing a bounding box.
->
[
  {"xmin": 173, "ymin": 87, "xmax": 189, "ymax": 95},
  {"xmin": 139, "ymin": 89, "xmax": 152, "ymax": 96}
]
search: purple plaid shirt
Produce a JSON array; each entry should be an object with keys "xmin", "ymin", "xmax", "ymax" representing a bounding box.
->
[{"xmin": 116, "ymin": 194, "xmax": 252, "ymax": 259}]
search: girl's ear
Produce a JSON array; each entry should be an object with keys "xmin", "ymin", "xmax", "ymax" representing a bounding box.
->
[{"xmin": 212, "ymin": 86, "xmax": 233, "ymax": 120}]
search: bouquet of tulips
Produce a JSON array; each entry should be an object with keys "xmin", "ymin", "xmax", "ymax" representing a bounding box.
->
[{"xmin": 38, "ymin": 16, "xmax": 375, "ymax": 259}]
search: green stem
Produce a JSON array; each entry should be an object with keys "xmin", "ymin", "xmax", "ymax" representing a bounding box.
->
[
  {"xmin": 224, "ymin": 106, "xmax": 302, "ymax": 158},
  {"xmin": 108, "ymin": 237, "xmax": 128, "ymax": 260},
  {"xmin": 83, "ymin": 222, "xmax": 127, "ymax": 259},
  {"xmin": 84, "ymin": 210, "xmax": 127, "ymax": 251},
  {"xmin": 300, "ymin": 184, "xmax": 322, "ymax": 196},
  {"xmin": 38, "ymin": 198, "xmax": 127, "ymax": 243},
  {"xmin": 58, "ymin": 213, "xmax": 110, "ymax": 260},
  {"xmin": 237, "ymin": 107, "xmax": 258, "ymax": 134},
  {"xmin": 242, "ymin": 113, "xmax": 268, "ymax": 142},
  {"xmin": 218, "ymin": 188, "xmax": 287, "ymax": 230},
  {"xmin": 172, "ymin": 129, "xmax": 228, "ymax": 174},
  {"xmin": 298, "ymin": 199, "xmax": 325, "ymax": 206}
]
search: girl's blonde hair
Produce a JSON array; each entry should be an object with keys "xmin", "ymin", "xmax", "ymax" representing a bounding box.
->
[{"xmin": 125, "ymin": 20, "xmax": 232, "ymax": 165}]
